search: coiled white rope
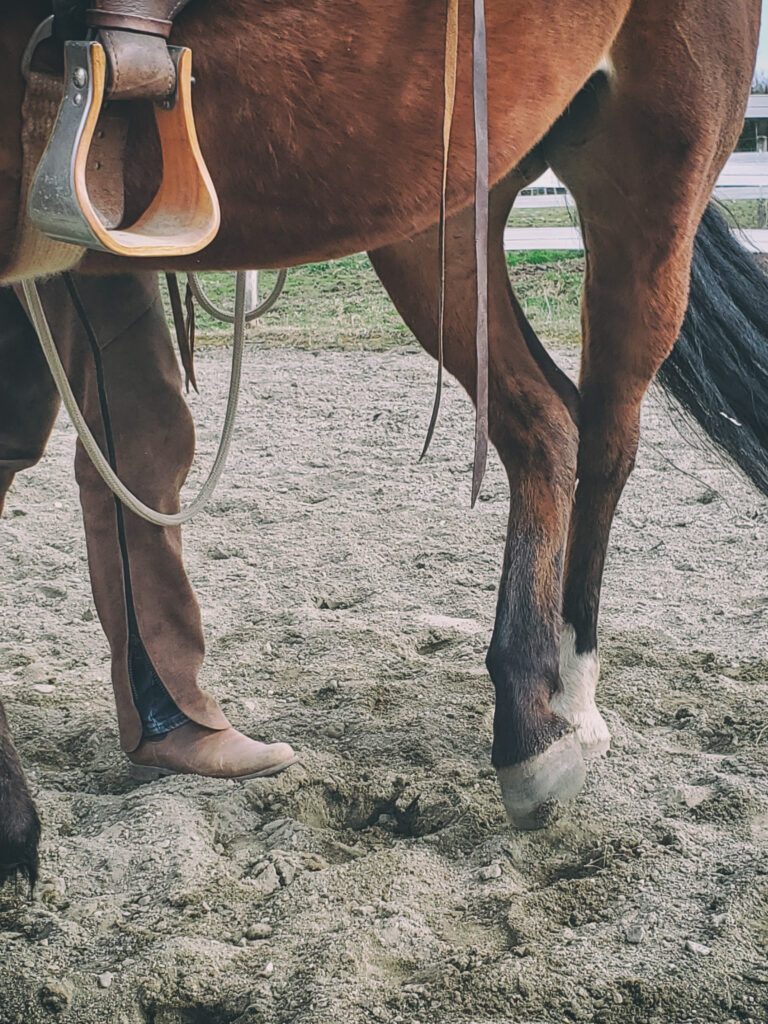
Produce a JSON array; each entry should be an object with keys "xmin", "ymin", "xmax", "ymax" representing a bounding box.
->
[{"xmin": 21, "ymin": 271, "xmax": 246, "ymax": 527}]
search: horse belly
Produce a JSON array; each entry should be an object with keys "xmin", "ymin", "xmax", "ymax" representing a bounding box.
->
[{"xmin": 1, "ymin": 0, "xmax": 631, "ymax": 275}]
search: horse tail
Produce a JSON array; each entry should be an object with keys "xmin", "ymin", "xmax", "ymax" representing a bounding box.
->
[{"xmin": 656, "ymin": 203, "xmax": 768, "ymax": 496}]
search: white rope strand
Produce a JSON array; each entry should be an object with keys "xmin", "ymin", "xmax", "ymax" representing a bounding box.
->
[{"xmin": 21, "ymin": 271, "xmax": 247, "ymax": 527}]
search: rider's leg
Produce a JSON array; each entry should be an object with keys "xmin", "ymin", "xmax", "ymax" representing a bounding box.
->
[{"xmin": 13, "ymin": 273, "xmax": 295, "ymax": 778}]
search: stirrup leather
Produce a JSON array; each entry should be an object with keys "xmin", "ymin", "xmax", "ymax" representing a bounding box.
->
[{"xmin": 28, "ymin": 39, "xmax": 220, "ymax": 257}]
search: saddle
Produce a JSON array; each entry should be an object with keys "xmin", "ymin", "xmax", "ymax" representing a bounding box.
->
[{"xmin": 24, "ymin": 0, "xmax": 219, "ymax": 257}]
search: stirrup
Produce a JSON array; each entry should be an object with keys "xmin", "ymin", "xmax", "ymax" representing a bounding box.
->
[{"xmin": 28, "ymin": 40, "xmax": 219, "ymax": 257}]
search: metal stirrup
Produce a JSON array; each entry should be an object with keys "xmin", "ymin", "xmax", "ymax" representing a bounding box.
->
[{"xmin": 21, "ymin": 272, "xmax": 247, "ymax": 527}]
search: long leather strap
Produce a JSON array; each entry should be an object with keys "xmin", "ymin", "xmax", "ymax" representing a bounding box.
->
[
  {"xmin": 52, "ymin": 0, "xmax": 196, "ymax": 99},
  {"xmin": 422, "ymin": 0, "xmax": 459, "ymax": 460},
  {"xmin": 425, "ymin": 0, "xmax": 489, "ymax": 505},
  {"xmin": 471, "ymin": 0, "xmax": 489, "ymax": 506},
  {"xmin": 166, "ymin": 272, "xmax": 198, "ymax": 392}
]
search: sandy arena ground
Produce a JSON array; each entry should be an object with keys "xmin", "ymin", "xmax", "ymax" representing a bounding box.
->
[{"xmin": 1, "ymin": 342, "xmax": 767, "ymax": 1024}]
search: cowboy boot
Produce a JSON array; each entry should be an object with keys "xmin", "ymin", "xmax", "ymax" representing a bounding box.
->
[{"xmin": 7, "ymin": 273, "xmax": 296, "ymax": 779}]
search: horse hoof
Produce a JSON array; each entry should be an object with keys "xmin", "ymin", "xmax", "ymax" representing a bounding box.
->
[
  {"xmin": 495, "ymin": 732, "xmax": 586, "ymax": 830},
  {"xmin": 0, "ymin": 787, "xmax": 41, "ymax": 893}
]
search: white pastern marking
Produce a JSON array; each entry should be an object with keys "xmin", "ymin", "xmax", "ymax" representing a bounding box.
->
[
  {"xmin": 594, "ymin": 54, "xmax": 616, "ymax": 81},
  {"xmin": 552, "ymin": 624, "xmax": 611, "ymax": 751}
]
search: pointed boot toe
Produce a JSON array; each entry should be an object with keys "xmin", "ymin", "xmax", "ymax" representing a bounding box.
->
[{"xmin": 128, "ymin": 723, "xmax": 298, "ymax": 782}]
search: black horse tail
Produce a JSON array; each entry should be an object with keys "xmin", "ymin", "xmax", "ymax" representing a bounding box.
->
[{"xmin": 657, "ymin": 203, "xmax": 768, "ymax": 496}]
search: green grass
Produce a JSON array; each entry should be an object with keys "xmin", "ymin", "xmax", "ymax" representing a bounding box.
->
[
  {"xmin": 719, "ymin": 198, "xmax": 768, "ymax": 229},
  {"xmin": 507, "ymin": 205, "xmax": 578, "ymax": 228},
  {"xmin": 506, "ymin": 197, "xmax": 768, "ymax": 230},
  {"xmin": 187, "ymin": 247, "xmax": 584, "ymax": 352},
  {"xmin": 186, "ymin": 256, "xmax": 409, "ymax": 350},
  {"xmin": 507, "ymin": 253, "xmax": 583, "ymax": 343}
]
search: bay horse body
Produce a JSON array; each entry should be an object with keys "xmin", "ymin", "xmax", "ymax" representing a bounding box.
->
[{"xmin": 1, "ymin": 0, "xmax": 765, "ymax": 882}]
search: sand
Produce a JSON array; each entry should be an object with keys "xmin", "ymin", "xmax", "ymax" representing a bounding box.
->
[{"xmin": 1, "ymin": 343, "xmax": 767, "ymax": 1024}]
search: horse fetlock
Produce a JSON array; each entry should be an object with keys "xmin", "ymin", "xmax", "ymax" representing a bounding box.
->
[
  {"xmin": 0, "ymin": 782, "xmax": 41, "ymax": 891},
  {"xmin": 495, "ymin": 732, "xmax": 586, "ymax": 830},
  {"xmin": 554, "ymin": 625, "xmax": 611, "ymax": 756}
]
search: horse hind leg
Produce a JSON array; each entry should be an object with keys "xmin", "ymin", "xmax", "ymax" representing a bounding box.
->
[
  {"xmin": 370, "ymin": 167, "xmax": 585, "ymax": 828},
  {"xmin": 540, "ymin": 1, "xmax": 754, "ymax": 754}
]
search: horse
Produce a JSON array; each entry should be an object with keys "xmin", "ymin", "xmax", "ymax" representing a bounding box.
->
[{"xmin": 1, "ymin": 0, "xmax": 767, "ymax": 889}]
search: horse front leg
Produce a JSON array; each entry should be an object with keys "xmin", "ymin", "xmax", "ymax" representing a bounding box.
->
[
  {"xmin": 0, "ymin": 700, "xmax": 40, "ymax": 890},
  {"xmin": 370, "ymin": 173, "xmax": 584, "ymax": 827},
  {"xmin": 0, "ymin": 283, "xmax": 58, "ymax": 891}
]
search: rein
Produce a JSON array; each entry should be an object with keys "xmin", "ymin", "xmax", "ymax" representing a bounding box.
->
[
  {"xmin": 471, "ymin": 0, "xmax": 490, "ymax": 504},
  {"xmin": 425, "ymin": 0, "xmax": 490, "ymax": 506}
]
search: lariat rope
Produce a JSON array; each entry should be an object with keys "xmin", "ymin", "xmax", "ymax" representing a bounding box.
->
[{"xmin": 21, "ymin": 272, "xmax": 247, "ymax": 527}]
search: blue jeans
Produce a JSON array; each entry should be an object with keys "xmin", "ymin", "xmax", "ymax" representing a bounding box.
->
[{"xmin": 129, "ymin": 635, "xmax": 189, "ymax": 737}]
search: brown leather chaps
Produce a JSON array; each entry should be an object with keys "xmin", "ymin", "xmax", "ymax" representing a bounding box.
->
[{"xmin": 0, "ymin": 272, "xmax": 229, "ymax": 751}]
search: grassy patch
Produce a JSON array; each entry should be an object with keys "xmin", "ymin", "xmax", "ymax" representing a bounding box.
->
[
  {"xmin": 185, "ymin": 249, "xmax": 583, "ymax": 352},
  {"xmin": 508, "ymin": 253, "xmax": 583, "ymax": 344},
  {"xmin": 718, "ymin": 198, "xmax": 768, "ymax": 229},
  {"xmin": 507, "ymin": 205, "xmax": 578, "ymax": 228},
  {"xmin": 184, "ymin": 256, "xmax": 409, "ymax": 351}
]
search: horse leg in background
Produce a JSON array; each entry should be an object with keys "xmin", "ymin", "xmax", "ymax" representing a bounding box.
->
[
  {"xmin": 0, "ymin": 701, "xmax": 40, "ymax": 890},
  {"xmin": 0, "ymin": 284, "xmax": 55, "ymax": 888},
  {"xmin": 12, "ymin": 274, "xmax": 294, "ymax": 781},
  {"xmin": 539, "ymin": 0, "xmax": 756, "ymax": 754},
  {"xmin": 370, "ymin": 167, "xmax": 583, "ymax": 828}
]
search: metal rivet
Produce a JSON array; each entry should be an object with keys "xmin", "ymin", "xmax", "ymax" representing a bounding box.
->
[
  {"xmin": 73, "ymin": 92, "xmax": 83, "ymax": 106},
  {"xmin": 72, "ymin": 67, "xmax": 87, "ymax": 88}
]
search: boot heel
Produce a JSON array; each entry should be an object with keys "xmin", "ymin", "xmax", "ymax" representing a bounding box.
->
[{"xmin": 127, "ymin": 762, "xmax": 169, "ymax": 782}]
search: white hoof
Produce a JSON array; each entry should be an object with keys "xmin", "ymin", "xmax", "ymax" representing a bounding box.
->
[
  {"xmin": 553, "ymin": 624, "xmax": 611, "ymax": 757},
  {"xmin": 496, "ymin": 733, "xmax": 586, "ymax": 829}
]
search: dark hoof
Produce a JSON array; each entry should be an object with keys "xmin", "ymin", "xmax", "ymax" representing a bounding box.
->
[
  {"xmin": 0, "ymin": 784, "xmax": 41, "ymax": 894},
  {"xmin": 495, "ymin": 732, "xmax": 586, "ymax": 830}
]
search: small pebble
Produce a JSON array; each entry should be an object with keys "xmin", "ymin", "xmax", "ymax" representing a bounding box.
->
[
  {"xmin": 685, "ymin": 940, "xmax": 711, "ymax": 956},
  {"xmin": 625, "ymin": 924, "xmax": 645, "ymax": 945},
  {"xmin": 245, "ymin": 923, "xmax": 273, "ymax": 940},
  {"xmin": 260, "ymin": 962, "xmax": 274, "ymax": 977},
  {"xmin": 324, "ymin": 723, "xmax": 345, "ymax": 739},
  {"xmin": 97, "ymin": 973, "xmax": 114, "ymax": 990},
  {"xmin": 478, "ymin": 862, "xmax": 503, "ymax": 881},
  {"xmin": 32, "ymin": 684, "xmax": 56, "ymax": 694}
]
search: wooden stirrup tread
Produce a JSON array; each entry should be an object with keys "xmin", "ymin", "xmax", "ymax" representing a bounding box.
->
[{"xmin": 29, "ymin": 41, "xmax": 219, "ymax": 257}]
